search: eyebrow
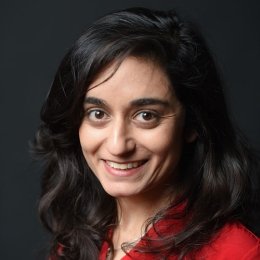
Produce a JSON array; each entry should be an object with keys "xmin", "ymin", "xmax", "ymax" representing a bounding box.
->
[
  {"xmin": 84, "ymin": 96, "xmax": 170, "ymax": 107},
  {"xmin": 84, "ymin": 97, "xmax": 107, "ymax": 106},
  {"xmin": 130, "ymin": 98, "xmax": 170, "ymax": 107}
]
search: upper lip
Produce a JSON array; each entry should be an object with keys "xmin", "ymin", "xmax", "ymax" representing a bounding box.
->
[
  {"xmin": 104, "ymin": 160, "xmax": 147, "ymax": 170},
  {"xmin": 103, "ymin": 159, "xmax": 147, "ymax": 164}
]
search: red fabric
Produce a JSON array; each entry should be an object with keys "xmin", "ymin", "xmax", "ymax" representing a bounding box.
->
[
  {"xmin": 51, "ymin": 204, "xmax": 260, "ymax": 259},
  {"xmin": 99, "ymin": 215, "xmax": 260, "ymax": 259}
]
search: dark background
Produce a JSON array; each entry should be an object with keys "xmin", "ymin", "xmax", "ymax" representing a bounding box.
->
[{"xmin": 1, "ymin": 0, "xmax": 259, "ymax": 259}]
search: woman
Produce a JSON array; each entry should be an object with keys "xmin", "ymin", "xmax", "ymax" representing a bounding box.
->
[{"xmin": 34, "ymin": 7, "xmax": 260, "ymax": 259}]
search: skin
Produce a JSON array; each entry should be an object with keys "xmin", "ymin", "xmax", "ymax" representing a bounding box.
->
[{"xmin": 79, "ymin": 56, "xmax": 191, "ymax": 259}]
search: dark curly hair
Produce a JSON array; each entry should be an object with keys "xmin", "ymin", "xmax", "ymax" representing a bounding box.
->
[{"xmin": 33, "ymin": 7, "xmax": 257, "ymax": 259}]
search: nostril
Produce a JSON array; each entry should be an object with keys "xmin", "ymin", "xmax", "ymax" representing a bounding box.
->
[{"xmin": 106, "ymin": 138, "xmax": 136, "ymax": 156}]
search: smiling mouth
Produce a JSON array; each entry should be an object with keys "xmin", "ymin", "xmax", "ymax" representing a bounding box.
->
[{"xmin": 105, "ymin": 160, "xmax": 146, "ymax": 170}]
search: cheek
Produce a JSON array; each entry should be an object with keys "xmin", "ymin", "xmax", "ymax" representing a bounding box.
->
[
  {"xmin": 138, "ymin": 124, "xmax": 184, "ymax": 157},
  {"xmin": 78, "ymin": 126, "xmax": 104, "ymax": 177},
  {"xmin": 79, "ymin": 124, "xmax": 103, "ymax": 156}
]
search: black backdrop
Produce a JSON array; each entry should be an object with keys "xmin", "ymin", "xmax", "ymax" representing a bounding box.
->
[{"xmin": 1, "ymin": 0, "xmax": 259, "ymax": 259}]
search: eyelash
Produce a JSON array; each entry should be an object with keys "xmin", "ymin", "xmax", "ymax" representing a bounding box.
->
[
  {"xmin": 133, "ymin": 110, "xmax": 160, "ymax": 123},
  {"xmin": 85, "ymin": 109, "xmax": 109, "ymax": 121}
]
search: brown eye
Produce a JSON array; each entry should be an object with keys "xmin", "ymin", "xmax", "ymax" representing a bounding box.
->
[
  {"xmin": 141, "ymin": 112, "xmax": 153, "ymax": 121},
  {"xmin": 87, "ymin": 109, "xmax": 109, "ymax": 121},
  {"xmin": 134, "ymin": 111, "xmax": 159, "ymax": 122},
  {"xmin": 94, "ymin": 110, "xmax": 104, "ymax": 119}
]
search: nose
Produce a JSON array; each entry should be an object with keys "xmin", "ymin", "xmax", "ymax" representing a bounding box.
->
[{"xmin": 106, "ymin": 117, "xmax": 136, "ymax": 156}]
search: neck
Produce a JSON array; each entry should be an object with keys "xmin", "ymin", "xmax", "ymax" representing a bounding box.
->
[{"xmin": 112, "ymin": 187, "xmax": 174, "ymax": 248}]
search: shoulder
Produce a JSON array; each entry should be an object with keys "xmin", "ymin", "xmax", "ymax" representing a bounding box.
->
[{"xmin": 196, "ymin": 222, "xmax": 260, "ymax": 259}]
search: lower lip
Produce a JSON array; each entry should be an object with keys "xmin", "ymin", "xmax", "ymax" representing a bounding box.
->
[{"xmin": 103, "ymin": 160, "xmax": 146, "ymax": 177}]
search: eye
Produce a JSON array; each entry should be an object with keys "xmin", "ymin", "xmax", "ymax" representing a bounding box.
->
[
  {"xmin": 86, "ymin": 109, "xmax": 109, "ymax": 121},
  {"xmin": 134, "ymin": 111, "xmax": 159, "ymax": 123}
]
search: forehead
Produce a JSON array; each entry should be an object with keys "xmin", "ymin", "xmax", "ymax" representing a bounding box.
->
[{"xmin": 86, "ymin": 56, "xmax": 174, "ymax": 100}]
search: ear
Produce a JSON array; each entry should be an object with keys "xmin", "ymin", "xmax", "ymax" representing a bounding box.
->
[{"xmin": 184, "ymin": 129, "xmax": 197, "ymax": 143}]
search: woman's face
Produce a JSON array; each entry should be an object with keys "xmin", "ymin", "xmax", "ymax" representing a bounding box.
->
[{"xmin": 79, "ymin": 56, "xmax": 187, "ymax": 198}]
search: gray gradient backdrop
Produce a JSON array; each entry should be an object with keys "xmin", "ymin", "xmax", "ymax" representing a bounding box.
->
[{"xmin": 1, "ymin": 0, "xmax": 259, "ymax": 259}]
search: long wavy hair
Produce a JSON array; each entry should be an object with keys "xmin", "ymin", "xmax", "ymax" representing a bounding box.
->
[{"xmin": 33, "ymin": 7, "xmax": 257, "ymax": 259}]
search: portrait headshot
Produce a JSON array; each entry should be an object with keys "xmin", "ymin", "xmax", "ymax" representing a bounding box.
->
[{"xmin": 1, "ymin": 1, "xmax": 260, "ymax": 259}]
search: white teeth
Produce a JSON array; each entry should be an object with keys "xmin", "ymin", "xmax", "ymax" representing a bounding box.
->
[{"xmin": 106, "ymin": 161, "xmax": 141, "ymax": 170}]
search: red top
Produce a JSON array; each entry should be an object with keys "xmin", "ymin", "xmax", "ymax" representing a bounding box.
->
[
  {"xmin": 52, "ymin": 205, "xmax": 260, "ymax": 259},
  {"xmin": 99, "ymin": 211, "xmax": 260, "ymax": 259}
]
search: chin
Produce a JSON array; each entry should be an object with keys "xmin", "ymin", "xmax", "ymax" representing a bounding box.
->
[
  {"xmin": 105, "ymin": 190, "xmax": 134, "ymax": 198},
  {"xmin": 103, "ymin": 185, "xmax": 141, "ymax": 198}
]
